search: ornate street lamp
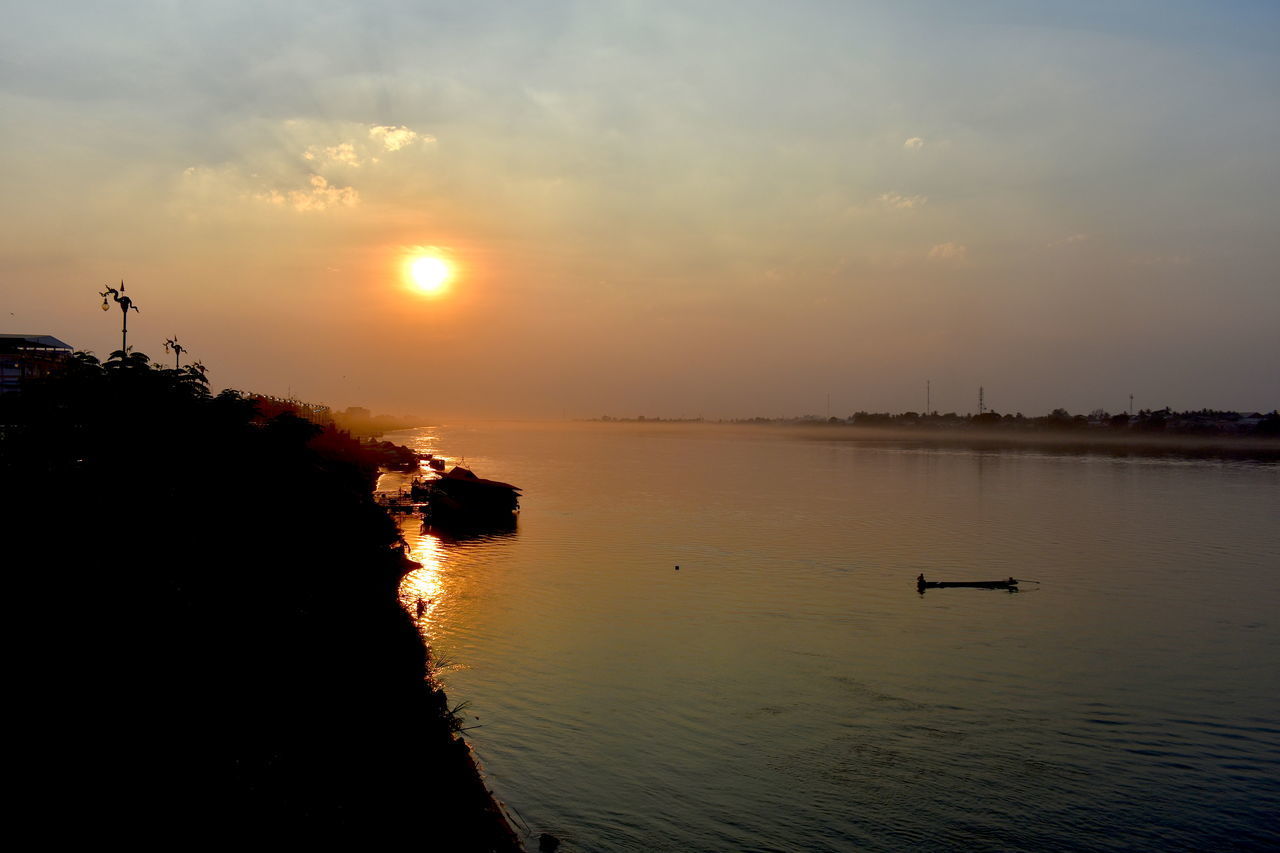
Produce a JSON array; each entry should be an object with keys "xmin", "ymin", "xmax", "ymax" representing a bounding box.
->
[
  {"xmin": 99, "ymin": 280, "xmax": 140, "ymax": 355},
  {"xmin": 163, "ymin": 336, "xmax": 186, "ymax": 370}
]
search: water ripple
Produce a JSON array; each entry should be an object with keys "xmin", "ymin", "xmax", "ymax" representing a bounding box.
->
[{"xmin": 393, "ymin": 423, "xmax": 1280, "ymax": 852}]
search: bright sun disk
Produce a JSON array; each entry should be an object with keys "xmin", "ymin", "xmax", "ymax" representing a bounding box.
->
[{"xmin": 408, "ymin": 255, "xmax": 451, "ymax": 295}]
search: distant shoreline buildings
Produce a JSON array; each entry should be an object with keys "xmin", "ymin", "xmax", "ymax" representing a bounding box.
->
[{"xmin": 588, "ymin": 408, "xmax": 1279, "ymax": 438}]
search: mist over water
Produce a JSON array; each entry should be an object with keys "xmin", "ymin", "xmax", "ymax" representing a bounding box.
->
[{"xmin": 386, "ymin": 422, "xmax": 1279, "ymax": 852}]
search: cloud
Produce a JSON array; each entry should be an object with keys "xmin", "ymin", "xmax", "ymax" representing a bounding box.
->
[
  {"xmin": 181, "ymin": 164, "xmax": 243, "ymax": 197},
  {"xmin": 300, "ymin": 126, "xmax": 435, "ymax": 166},
  {"xmin": 903, "ymin": 137, "xmax": 924, "ymax": 150},
  {"xmin": 877, "ymin": 191, "xmax": 927, "ymax": 210},
  {"xmin": 927, "ymin": 242, "xmax": 967, "ymax": 261},
  {"xmin": 178, "ymin": 120, "xmax": 433, "ymax": 214},
  {"xmin": 1048, "ymin": 232, "xmax": 1088, "ymax": 247},
  {"xmin": 370, "ymin": 125, "xmax": 433, "ymax": 152},
  {"xmin": 257, "ymin": 175, "xmax": 359, "ymax": 212},
  {"xmin": 303, "ymin": 142, "xmax": 362, "ymax": 166}
]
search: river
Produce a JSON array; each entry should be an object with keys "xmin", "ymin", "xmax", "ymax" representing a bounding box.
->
[{"xmin": 381, "ymin": 422, "xmax": 1279, "ymax": 852}]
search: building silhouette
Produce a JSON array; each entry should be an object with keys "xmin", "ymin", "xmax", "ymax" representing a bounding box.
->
[{"xmin": 0, "ymin": 334, "xmax": 73, "ymax": 394}]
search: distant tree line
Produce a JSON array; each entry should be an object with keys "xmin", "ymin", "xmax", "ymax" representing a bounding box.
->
[
  {"xmin": 590, "ymin": 407, "xmax": 1278, "ymax": 437},
  {"xmin": 592, "ymin": 414, "xmax": 705, "ymax": 423},
  {"xmin": 833, "ymin": 407, "xmax": 1278, "ymax": 437}
]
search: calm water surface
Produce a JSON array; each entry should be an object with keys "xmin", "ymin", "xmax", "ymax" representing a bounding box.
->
[{"xmin": 382, "ymin": 423, "xmax": 1279, "ymax": 852}]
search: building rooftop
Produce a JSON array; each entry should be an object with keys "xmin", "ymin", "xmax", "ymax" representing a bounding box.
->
[{"xmin": 0, "ymin": 334, "xmax": 74, "ymax": 351}]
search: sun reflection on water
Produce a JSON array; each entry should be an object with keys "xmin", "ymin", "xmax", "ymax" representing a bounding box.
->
[{"xmin": 398, "ymin": 518, "xmax": 447, "ymax": 628}]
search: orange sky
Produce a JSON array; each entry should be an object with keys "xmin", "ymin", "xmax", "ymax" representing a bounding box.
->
[{"xmin": 3, "ymin": 2, "xmax": 1277, "ymax": 418}]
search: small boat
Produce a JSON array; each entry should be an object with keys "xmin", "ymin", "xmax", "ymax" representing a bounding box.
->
[{"xmin": 916, "ymin": 574, "xmax": 1018, "ymax": 591}]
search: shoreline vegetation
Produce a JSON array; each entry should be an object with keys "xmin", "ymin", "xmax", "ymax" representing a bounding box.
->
[
  {"xmin": 587, "ymin": 408, "xmax": 1280, "ymax": 460},
  {"xmin": 1, "ymin": 351, "xmax": 521, "ymax": 850}
]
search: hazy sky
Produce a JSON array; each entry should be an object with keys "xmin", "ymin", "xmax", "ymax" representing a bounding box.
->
[{"xmin": 3, "ymin": 1, "xmax": 1277, "ymax": 418}]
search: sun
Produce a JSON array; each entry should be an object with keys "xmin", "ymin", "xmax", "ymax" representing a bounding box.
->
[{"xmin": 406, "ymin": 254, "xmax": 452, "ymax": 295}]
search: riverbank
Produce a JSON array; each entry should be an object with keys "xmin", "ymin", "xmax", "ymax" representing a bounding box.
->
[
  {"xmin": 783, "ymin": 422, "xmax": 1280, "ymax": 460},
  {"xmin": 1, "ymin": 353, "xmax": 522, "ymax": 849},
  {"xmin": 576, "ymin": 417, "xmax": 1279, "ymax": 461}
]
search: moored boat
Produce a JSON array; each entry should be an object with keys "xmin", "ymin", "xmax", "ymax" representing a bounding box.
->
[{"xmin": 916, "ymin": 574, "xmax": 1018, "ymax": 591}]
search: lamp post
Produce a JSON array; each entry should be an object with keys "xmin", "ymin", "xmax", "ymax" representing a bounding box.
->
[
  {"xmin": 99, "ymin": 280, "xmax": 140, "ymax": 355},
  {"xmin": 163, "ymin": 336, "xmax": 186, "ymax": 370}
]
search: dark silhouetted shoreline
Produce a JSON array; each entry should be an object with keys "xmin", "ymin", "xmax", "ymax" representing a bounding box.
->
[{"xmin": 2, "ymin": 351, "xmax": 521, "ymax": 850}]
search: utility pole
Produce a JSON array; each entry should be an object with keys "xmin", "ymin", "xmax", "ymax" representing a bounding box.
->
[
  {"xmin": 979, "ymin": 386, "xmax": 985, "ymax": 415},
  {"xmin": 926, "ymin": 380, "xmax": 931, "ymax": 417},
  {"xmin": 1129, "ymin": 393, "xmax": 1134, "ymax": 415}
]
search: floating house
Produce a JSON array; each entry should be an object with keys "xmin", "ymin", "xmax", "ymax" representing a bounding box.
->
[{"xmin": 412, "ymin": 466, "xmax": 521, "ymax": 525}]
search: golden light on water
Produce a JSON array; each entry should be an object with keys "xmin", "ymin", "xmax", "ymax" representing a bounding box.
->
[
  {"xmin": 404, "ymin": 250, "xmax": 453, "ymax": 296},
  {"xmin": 399, "ymin": 521, "xmax": 447, "ymax": 627}
]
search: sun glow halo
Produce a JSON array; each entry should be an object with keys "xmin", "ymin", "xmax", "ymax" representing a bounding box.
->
[{"xmin": 407, "ymin": 254, "xmax": 452, "ymax": 295}]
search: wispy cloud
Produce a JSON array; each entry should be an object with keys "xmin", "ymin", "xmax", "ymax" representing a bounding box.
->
[
  {"xmin": 303, "ymin": 142, "xmax": 362, "ymax": 167},
  {"xmin": 258, "ymin": 175, "xmax": 359, "ymax": 212},
  {"xmin": 877, "ymin": 191, "xmax": 927, "ymax": 210},
  {"xmin": 903, "ymin": 137, "xmax": 924, "ymax": 150},
  {"xmin": 179, "ymin": 120, "xmax": 433, "ymax": 214},
  {"xmin": 1048, "ymin": 232, "xmax": 1088, "ymax": 247},
  {"xmin": 301, "ymin": 126, "xmax": 435, "ymax": 166},
  {"xmin": 370, "ymin": 125, "xmax": 432, "ymax": 152},
  {"xmin": 927, "ymin": 241, "xmax": 967, "ymax": 261}
]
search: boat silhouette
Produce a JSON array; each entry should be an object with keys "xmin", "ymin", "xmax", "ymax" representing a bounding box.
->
[{"xmin": 916, "ymin": 573, "xmax": 1018, "ymax": 592}]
